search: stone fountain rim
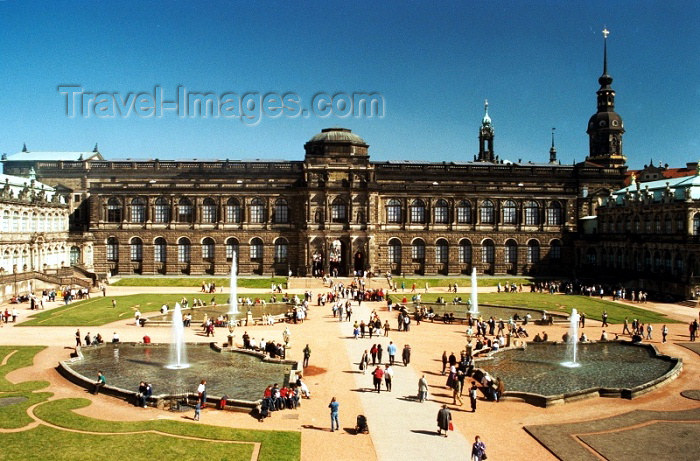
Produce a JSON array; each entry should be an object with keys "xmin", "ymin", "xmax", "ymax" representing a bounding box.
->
[{"xmin": 472, "ymin": 340, "xmax": 682, "ymax": 407}]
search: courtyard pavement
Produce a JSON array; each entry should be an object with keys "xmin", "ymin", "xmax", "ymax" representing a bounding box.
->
[{"xmin": 0, "ymin": 282, "xmax": 699, "ymax": 460}]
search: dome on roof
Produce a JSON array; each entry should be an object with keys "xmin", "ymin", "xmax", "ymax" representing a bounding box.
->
[
  {"xmin": 308, "ymin": 128, "xmax": 367, "ymax": 145},
  {"xmin": 587, "ymin": 111, "xmax": 624, "ymax": 132}
]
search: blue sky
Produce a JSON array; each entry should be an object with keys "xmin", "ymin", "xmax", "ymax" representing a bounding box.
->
[{"xmin": 1, "ymin": 0, "xmax": 698, "ymax": 168}]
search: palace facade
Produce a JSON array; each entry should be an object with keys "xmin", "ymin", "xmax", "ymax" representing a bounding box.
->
[{"xmin": 4, "ymin": 36, "xmax": 657, "ymax": 288}]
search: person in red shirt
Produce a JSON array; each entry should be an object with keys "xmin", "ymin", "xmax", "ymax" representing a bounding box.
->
[{"xmin": 372, "ymin": 366, "xmax": 384, "ymax": 393}]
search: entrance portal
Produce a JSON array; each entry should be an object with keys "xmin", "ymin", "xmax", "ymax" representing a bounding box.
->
[
  {"xmin": 353, "ymin": 251, "xmax": 365, "ymax": 276},
  {"xmin": 312, "ymin": 251, "xmax": 324, "ymax": 277},
  {"xmin": 329, "ymin": 239, "xmax": 345, "ymax": 277}
]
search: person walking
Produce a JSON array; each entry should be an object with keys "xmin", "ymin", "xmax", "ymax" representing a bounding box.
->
[
  {"xmin": 328, "ymin": 397, "xmax": 339, "ymax": 432},
  {"xmin": 384, "ymin": 364, "xmax": 394, "ymax": 392},
  {"xmin": 372, "ymin": 366, "xmax": 384, "ymax": 393},
  {"xmin": 360, "ymin": 350, "xmax": 370, "ymax": 374},
  {"xmin": 601, "ymin": 310, "xmax": 609, "ymax": 327},
  {"xmin": 402, "ymin": 344, "xmax": 411, "ymax": 366},
  {"xmin": 387, "ymin": 341, "xmax": 397, "ymax": 365},
  {"xmin": 662, "ymin": 325, "xmax": 668, "ymax": 343},
  {"xmin": 302, "ymin": 344, "xmax": 311, "ymax": 368},
  {"xmin": 471, "ymin": 435, "xmax": 487, "ymax": 461},
  {"xmin": 469, "ymin": 382, "xmax": 478, "ymax": 412},
  {"xmin": 622, "ymin": 317, "xmax": 631, "ymax": 335},
  {"xmin": 441, "ymin": 351, "xmax": 448, "ymax": 375},
  {"xmin": 646, "ymin": 323, "xmax": 653, "ymax": 340},
  {"xmin": 436, "ymin": 404, "xmax": 451, "ymax": 437},
  {"xmin": 197, "ymin": 380, "xmax": 207, "ymax": 409},
  {"xmin": 452, "ymin": 372, "xmax": 463, "ymax": 406},
  {"xmin": 75, "ymin": 329, "xmax": 82, "ymax": 347},
  {"xmin": 377, "ymin": 344, "xmax": 383, "ymax": 364},
  {"xmin": 418, "ymin": 374, "xmax": 428, "ymax": 402},
  {"xmin": 370, "ymin": 344, "xmax": 378, "ymax": 365}
]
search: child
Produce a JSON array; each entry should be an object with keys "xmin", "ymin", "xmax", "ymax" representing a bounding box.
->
[{"xmin": 194, "ymin": 401, "xmax": 201, "ymax": 421}]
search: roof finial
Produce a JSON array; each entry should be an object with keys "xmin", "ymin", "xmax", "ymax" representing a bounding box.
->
[
  {"xmin": 93, "ymin": 143, "xmax": 99, "ymax": 153},
  {"xmin": 481, "ymin": 99, "xmax": 492, "ymax": 126},
  {"xmin": 602, "ymin": 27, "xmax": 610, "ymax": 74},
  {"xmin": 22, "ymin": 143, "xmax": 28, "ymax": 153}
]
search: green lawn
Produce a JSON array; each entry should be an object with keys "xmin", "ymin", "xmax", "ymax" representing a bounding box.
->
[
  {"xmin": 392, "ymin": 276, "xmax": 532, "ymax": 288},
  {"xmin": 112, "ymin": 276, "xmax": 287, "ymax": 289},
  {"xmin": 0, "ymin": 346, "xmax": 301, "ymax": 461},
  {"xmin": 19, "ymin": 293, "xmax": 269, "ymax": 327},
  {"xmin": 401, "ymin": 292, "xmax": 680, "ymax": 325}
]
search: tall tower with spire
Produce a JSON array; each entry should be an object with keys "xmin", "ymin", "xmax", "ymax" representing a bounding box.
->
[
  {"xmin": 586, "ymin": 28, "xmax": 626, "ymax": 168},
  {"xmin": 549, "ymin": 127, "xmax": 557, "ymax": 164},
  {"xmin": 477, "ymin": 100, "xmax": 495, "ymax": 162}
]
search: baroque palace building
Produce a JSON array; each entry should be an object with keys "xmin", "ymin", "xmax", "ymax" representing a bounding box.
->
[{"xmin": 3, "ymin": 35, "xmax": 645, "ymax": 286}]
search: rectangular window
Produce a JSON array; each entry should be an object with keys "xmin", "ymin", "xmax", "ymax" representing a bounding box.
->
[
  {"xmin": 481, "ymin": 245, "xmax": 494, "ymax": 263},
  {"xmin": 388, "ymin": 245, "xmax": 401, "ymax": 263},
  {"xmin": 202, "ymin": 244, "xmax": 213, "ymax": 260},
  {"xmin": 274, "ymin": 244, "xmax": 288, "ymax": 263},
  {"xmin": 274, "ymin": 205, "xmax": 288, "ymax": 224},
  {"xmin": 550, "ymin": 245, "xmax": 561, "ymax": 260},
  {"xmin": 547, "ymin": 208, "xmax": 562, "ymax": 225},
  {"xmin": 227, "ymin": 205, "xmax": 241, "ymax": 223},
  {"xmin": 130, "ymin": 245, "xmax": 142, "ymax": 261},
  {"xmin": 412, "ymin": 245, "xmax": 425, "ymax": 261},
  {"xmin": 434, "ymin": 207, "xmax": 448, "ymax": 224},
  {"xmin": 202, "ymin": 206, "xmax": 216, "ymax": 223},
  {"xmin": 480, "ymin": 207, "xmax": 494, "ymax": 224},
  {"xmin": 178, "ymin": 205, "xmax": 193, "ymax": 223},
  {"xmin": 504, "ymin": 246, "xmax": 517, "ymax": 263},
  {"xmin": 178, "ymin": 245, "xmax": 190, "ymax": 263},
  {"xmin": 107, "ymin": 244, "xmax": 118, "ymax": 261},
  {"xmin": 459, "ymin": 245, "xmax": 471, "ymax": 263},
  {"xmin": 250, "ymin": 205, "xmax": 264, "ymax": 223},
  {"xmin": 411, "ymin": 207, "xmax": 425, "ymax": 223},
  {"xmin": 435, "ymin": 245, "xmax": 448, "ymax": 263},
  {"xmin": 331, "ymin": 205, "xmax": 346, "ymax": 223},
  {"xmin": 131, "ymin": 205, "xmax": 146, "ymax": 223},
  {"xmin": 155, "ymin": 205, "xmax": 169, "ymax": 223},
  {"xmin": 503, "ymin": 207, "xmax": 517, "ymax": 225},
  {"xmin": 387, "ymin": 206, "xmax": 401, "ymax": 223},
  {"xmin": 250, "ymin": 243, "xmax": 263, "ymax": 259},
  {"xmin": 527, "ymin": 247, "xmax": 540, "ymax": 263},
  {"xmin": 154, "ymin": 244, "xmax": 166, "ymax": 263},
  {"xmin": 457, "ymin": 206, "xmax": 471, "ymax": 224}
]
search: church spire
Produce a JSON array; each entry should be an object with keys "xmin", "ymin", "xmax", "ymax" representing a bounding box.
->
[
  {"xmin": 549, "ymin": 127, "xmax": 557, "ymax": 164},
  {"xmin": 476, "ymin": 99, "xmax": 495, "ymax": 162},
  {"xmin": 586, "ymin": 28, "xmax": 626, "ymax": 168}
]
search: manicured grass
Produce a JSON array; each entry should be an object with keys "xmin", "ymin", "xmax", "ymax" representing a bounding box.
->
[
  {"xmin": 392, "ymin": 277, "xmax": 532, "ymax": 288},
  {"xmin": 19, "ymin": 293, "xmax": 269, "ymax": 327},
  {"xmin": 35, "ymin": 399, "xmax": 300, "ymax": 461},
  {"xmin": 400, "ymin": 293, "xmax": 680, "ymax": 325},
  {"xmin": 112, "ymin": 276, "xmax": 287, "ymax": 289},
  {"xmin": 0, "ymin": 347, "xmax": 301, "ymax": 461}
]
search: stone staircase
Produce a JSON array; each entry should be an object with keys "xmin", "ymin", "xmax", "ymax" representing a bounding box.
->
[
  {"xmin": 678, "ymin": 299, "xmax": 699, "ymax": 308},
  {"xmin": 287, "ymin": 276, "xmax": 391, "ymax": 291}
]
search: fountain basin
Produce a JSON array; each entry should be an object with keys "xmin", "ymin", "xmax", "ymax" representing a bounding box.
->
[
  {"xmin": 408, "ymin": 302, "xmax": 567, "ymax": 324},
  {"xmin": 475, "ymin": 341, "xmax": 681, "ymax": 407},
  {"xmin": 146, "ymin": 303, "xmax": 293, "ymax": 326},
  {"xmin": 59, "ymin": 343, "xmax": 298, "ymax": 410}
]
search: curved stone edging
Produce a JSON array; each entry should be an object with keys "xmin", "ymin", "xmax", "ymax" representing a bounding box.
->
[
  {"xmin": 472, "ymin": 340, "xmax": 682, "ymax": 407},
  {"xmin": 58, "ymin": 342, "xmax": 300, "ymax": 412}
]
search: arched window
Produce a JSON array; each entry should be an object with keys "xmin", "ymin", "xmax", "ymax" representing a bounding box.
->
[
  {"xmin": 693, "ymin": 214, "xmax": 700, "ymax": 235},
  {"xmin": 177, "ymin": 237, "xmax": 191, "ymax": 263},
  {"xmin": 202, "ymin": 198, "xmax": 217, "ymax": 223},
  {"xmin": 435, "ymin": 238, "xmax": 448, "ymax": 263},
  {"xmin": 131, "ymin": 197, "xmax": 146, "ymax": 223},
  {"xmin": 524, "ymin": 201, "xmax": 540, "ymax": 226},
  {"xmin": 634, "ymin": 216, "xmax": 641, "ymax": 233},
  {"xmin": 502, "ymin": 200, "xmax": 517, "ymax": 225},
  {"xmin": 178, "ymin": 197, "xmax": 193, "ymax": 223},
  {"xmin": 250, "ymin": 198, "xmax": 265, "ymax": 223},
  {"xmin": 504, "ymin": 239, "xmax": 518, "ymax": 264},
  {"xmin": 154, "ymin": 237, "xmax": 167, "ymax": 263},
  {"xmin": 654, "ymin": 216, "xmax": 662, "ymax": 233},
  {"xmin": 226, "ymin": 198, "xmax": 242, "ymax": 223},
  {"xmin": 675, "ymin": 253, "xmax": 685, "ymax": 274},
  {"xmin": 547, "ymin": 202, "xmax": 563, "ymax": 225},
  {"xmin": 2, "ymin": 210, "xmax": 9, "ymax": 232},
  {"xmin": 21, "ymin": 212, "xmax": 28, "ymax": 232},
  {"xmin": 130, "ymin": 237, "xmax": 143, "ymax": 261},
  {"xmin": 481, "ymin": 239, "xmax": 494, "ymax": 263},
  {"xmin": 676, "ymin": 213, "xmax": 685, "ymax": 233},
  {"xmin": 154, "ymin": 197, "xmax": 170, "ymax": 223},
  {"xmin": 459, "ymin": 239, "xmax": 472, "ymax": 264},
  {"xmin": 549, "ymin": 239, "xmax": 562, "ymax": 260},
  {"xmin": 274, "ymin": 238, "xmax": 288, "ymax": 263},
  {"xmin": 388, "ymin": 238, "xmax": 401, "ymax": 263},
  {"xmin": 480, "ymin": 200, "xmax": 494, "ymax": 224},
  {"xmin": 201, "ymin": 237, "xmax": 215, "ymax": 260},
  {"xmin": 36, "ymin": 212, "xmax": 43, "ymax": 232},
  {"xmin": 456, "ymin": 200, "xmax": 472, "ymax": 224},
  {"xmin": 226, "ymin": 238, "xmax": 239, "ymax": 260},
  {"xmin": 70, "ymin": 246, "xmax": 80, "ymax": 265},
  {"xmin": 410, "ymin": 199, "xmax": 426, "ymax": 223},
  {"xmin": 412, "ymin": 239, "xmax": 425, "ymax": 262},
  {"xmin": 527, "ymin": 240, "xmax": 540, "ymax": 263},
  {"xmin": 250, "ymin": 237, "xmax": 263, "ymax": 260},
  {"xmin": 106, "ymin": 197, "xmax": 122, "ymax": 222},
  {"xmin": 273, "ymin": 198, "xmax": 289, "ymax": 224},
  {"xmin": 434, "ymin": 200, "xmax": 448, "ymax": 224},
  {"xmin": 331, "ymin": 197, "xmax": 347, "ymax": 223},
  {"xmin": 665, "ymin": 216, "xmax": 672, "ymax": 234},
  {"xmin": 106, "ymin": 237, "xmax": 118, "ymax": 261},
  {"xmin": 386, "ymin": 199, "xmax": 402, "ymax": 223}
]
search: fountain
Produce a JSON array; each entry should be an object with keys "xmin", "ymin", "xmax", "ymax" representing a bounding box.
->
[
  {"xmin": 228, "ymin": 251, "xmax": 239, "ymax": 315},
  {"xmin": 166, "ymin": 302, "xmax": 189, "ymax": 369},
  {"xmin": 561, "ymin": 308, "xmax": 580, "ymax": 368},
  {"xmin": 469, "ymin": 267, "xmax": 479, "ymax": 315}
]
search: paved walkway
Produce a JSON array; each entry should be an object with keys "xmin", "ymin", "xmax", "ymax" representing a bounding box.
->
[{"xmin": 340, "ymin": 301, "xmax": 472, "ymax": 460}]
